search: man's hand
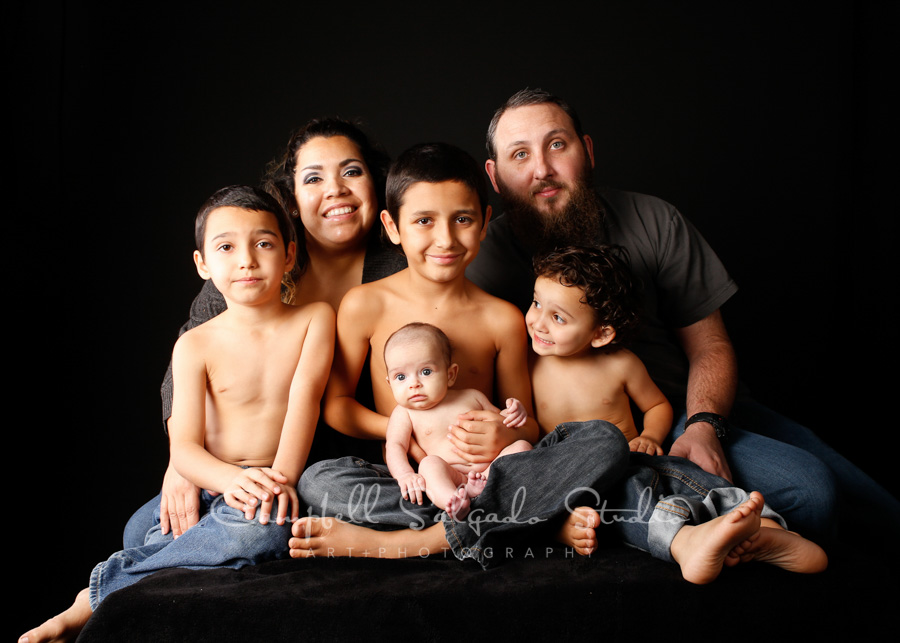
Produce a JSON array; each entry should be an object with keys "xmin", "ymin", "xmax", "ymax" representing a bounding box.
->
[
  {"xmin": 447, "ymin": 409, "xmax": 508, "ymax": 464},
  {"xmin": 668, "ymin": 423, "xmax": 733, "ymax": 482},
  {"xmin": 160, "ymin": 460, "xmax": 201, "ymax": 538}
]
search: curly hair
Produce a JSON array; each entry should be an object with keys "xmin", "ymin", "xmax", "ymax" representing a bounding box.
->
[{"xmin": 533, "ymin": 245, "xmax": 641, "ymax": 348}]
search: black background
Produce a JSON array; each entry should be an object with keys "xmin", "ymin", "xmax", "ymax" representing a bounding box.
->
[{"xmin": 11, "ymin": 1, "xmax": 896, "ymax": 636}]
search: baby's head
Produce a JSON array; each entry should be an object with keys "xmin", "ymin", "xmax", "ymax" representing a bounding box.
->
[
  {"xmin": 193, "ymin": 185, "xmax": 297, "ymax": 301},
  {"xmin": 383, "ymin": 322, "xmax": 458, "ymax": 410},
  {"xmin": 526, "ymin": 245, "xmax": 640, "ymax": 357}
]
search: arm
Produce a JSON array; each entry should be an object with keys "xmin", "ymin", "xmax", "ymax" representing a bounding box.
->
[
  {"xmin": 621, "ymin": 351, "xmax": 673, "ymax": 455},
  {"xmin": 668, "ymin": 310, "xmax": 737, "ymax": 480},
  {"xmin": 384, "ymin": 405, "xmax": 426, "ymax": 505},
  {"xmin": 168, "ymin": 334, "xmax": 289, "ymax": 521},
  {"xmin": 450, "ymin": 307, "xmax": 539, "ymax": 462},
  {"xmin": 322, "ymin": 288, "xmax": 390, "ymax": 439},
  {"xmin": 158, "ymin": 281, "xmax": 226, "ymax": 536},
  {"xmin": 265, "ymin": 303, "xmax": 336, "ymax": 524}
]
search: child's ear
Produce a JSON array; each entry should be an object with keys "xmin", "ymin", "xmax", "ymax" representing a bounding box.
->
[
  {"xmin": 194, "ymin": 250, "xmax": 212, "ymax": 281},
  {"xmin": 591, "ymin": 326, "xmax": 616, "ymax": 348},
  {"xmin": 479, "ymin": 205, "xmax": 492, "ymax": 240},
  {"xmin": 447, "ymin": 363, "xmax": 459, "ymax": 387},
  {"xmin": 284, "ymin": 240, "xmax": 297, "ymax": 271},
  {"xmin": 380, "ymin": 210, "xmax": 401, "ymax": 246}
]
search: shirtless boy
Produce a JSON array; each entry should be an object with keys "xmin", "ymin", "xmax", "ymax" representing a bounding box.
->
[
  {"xmin": 21, "ymin": 186, "xmax": 335, "ymax": 642},
  {"xmin": 291, "ymin": 142, "xmax": 541, "ymax": 557},
  {"xmin": 383, "ymin": 322, "xmax": 530, "ymax": 520},
  {"xmin": 527, "ymin": 245, "xmax": 827, "ymax": 583}
]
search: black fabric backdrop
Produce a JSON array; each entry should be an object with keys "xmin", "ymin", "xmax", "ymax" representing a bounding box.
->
[{"xmin": 11, "ymin": 1, "xmax": 896, "ymax": 639}]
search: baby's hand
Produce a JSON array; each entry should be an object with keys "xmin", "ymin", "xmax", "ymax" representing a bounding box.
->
[
  {"xmin": 397, "ymin": 472, "xmax": 427, "ymax": 506},
  {"xmin": 629, "ymin": 436, "xmax": 663, "ymax": 456},
  {"xmin": 500, "ymin": 397, "xmax": 527, "ymax": 428}
]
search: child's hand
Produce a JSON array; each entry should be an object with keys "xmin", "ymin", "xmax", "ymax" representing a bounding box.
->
[
  {"xmin": 397, "ymin": 472, "xmax": 427, "ymax": 506},
  {"xmin": 629, "ymin": 436, "xmax": 663, "ymax": 455},
  {"xmin": 258, "ymin": 469, "xmax": 300, "ymax": 526},
  {"xmin": 500, "ymin": 398, "xmax": 527, "ymax": 428},
  {"xmin": 224, "ymin": 467, "xmax": 296, "ymax": 523}
]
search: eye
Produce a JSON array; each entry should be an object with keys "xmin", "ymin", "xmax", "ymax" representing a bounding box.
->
[
  {"xmin": 414, "ymin": 217, "xmax": 432, "ymax": 225},
  {"xmin": 550, "ymin": 140, "xmax": 565, "ymax": 150},
  {"xmin": 302, "ymin": 174, "xmax": 322, "ymax": 185},
  {"xmin": 217, "ymin": 243, "xmax": 233, "ymax": 252},
  {"xmin": 513, "ymin": 150, "xmax": 528, "ymax": 160},
  {"xmin": 343, "ymin": 166, "xmax": 365, "ymax": 178},
  {"xmin": 421, "ymin": 368, "xmax": 433, "ymax": 377},
  {"xmin": 394, "ymin": 373, "xmax": 406, "ymax": 382},
  {"xmin": 257, "ymin": 240, "xmax": 275, "ymax": 249},
  {"xmin": 454, "ymin": 215, "xmax": 474, "ymax": 225},
  {"xmin": 531, "ymin": 299, "xmax": 541, "ymax": 309},
  {"xmin": 553, "ymin": 314, "xmax": 566, "ymax": 324}
]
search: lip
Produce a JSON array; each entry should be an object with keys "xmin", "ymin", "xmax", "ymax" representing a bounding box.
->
[
  {"xmin": 426, "ymin": 253, "xmax": 462, "ymax": 265},
  {"xmin": 234, "ymin": 277, "xmax": 262, "ymax": 285},
  {"xmin": 535, "ymin": 187, "xmax": 561, "ymax": 199},
  {"xmin": 532, "ymin": 333, "xmax": 554, "ymax": 347},
  {"xmin": 408, "ymin": 394, "xmax": 428, "ymax": 402}
]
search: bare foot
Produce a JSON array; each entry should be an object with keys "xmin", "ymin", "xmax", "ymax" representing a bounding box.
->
[
  {"xmin": 446, "ymin": 488, "xmax": 471, "ymax": 521},
  {"xmin": 670, "ymin": 491, "xmax": 765, "ymax": 584},
  {"xmin": 19, "ymin": 588, "xmax": 92, "ymax": 643},
  {"xmin": 288, "ymin": 516, "xmax": 451, "ymax": 559},
  {"xmin": 556, "ymin": 506, "xmax": 600, "ymax": 556},
  {"xmin": 728, "ymin": 519, "xmax": 828, "ymax": 574},
  {"xmin": 465, "ymin": 471, "xmax": 487, "ymax": 498}
]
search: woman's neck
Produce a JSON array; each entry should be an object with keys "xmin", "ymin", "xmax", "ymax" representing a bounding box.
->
[{"xmin": 297, "ymin": 242, "xmax": 367, "ymax": 310}]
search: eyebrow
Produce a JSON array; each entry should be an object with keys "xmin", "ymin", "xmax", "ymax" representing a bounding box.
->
[
  {"xmin": 209, "ymin": 228, "xmax": 280, "ymax": 242},
  {"xmin": 503, "ymin": 128, "xmax": 571, "ymax": 150},
  {"xmin": 299, "ymin": 158, "xmax": 365, "ymax": 173}
]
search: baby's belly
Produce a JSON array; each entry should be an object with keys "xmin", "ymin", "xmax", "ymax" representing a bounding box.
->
[{"xmin": 416, "ymin": 435, "xmax": 488, "ymax": 474}]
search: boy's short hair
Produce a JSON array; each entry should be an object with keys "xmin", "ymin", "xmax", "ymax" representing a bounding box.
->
[
  {"xmin": 533, "ymin": 245, "xmax": 641, "ymax": 348},
  {"xmin": 194, "ymin": 185, "xmax": 296, "ymax": 255},
  {"xmin": 384, "ymin": 142, "xmax": 488, "ymax": 225},
  {"xmin": 383, "ymin": 322, "xmax": 453, "ymax": 367}
]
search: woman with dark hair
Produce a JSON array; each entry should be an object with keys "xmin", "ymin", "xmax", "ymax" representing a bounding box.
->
[{"xmin": 125, "ymin": 117, "xmax": 406, "ymax": 546}]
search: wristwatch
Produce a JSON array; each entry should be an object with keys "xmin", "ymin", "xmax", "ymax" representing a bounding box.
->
[{"xmin": 684, "ymin": 412, "xmax": 730, "ymax": 440}]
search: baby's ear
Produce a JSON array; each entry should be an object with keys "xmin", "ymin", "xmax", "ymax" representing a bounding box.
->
[
  {"xmin": 193, "ymin": 250, "xmax": 212, "ymax": 281},
  {"xmin": 447, "ymin": 363, "xmax": 459, "ymax": 387},
  {"xmin": 591, "ymin": 326, "xmax": 616, "ymax": 348}
]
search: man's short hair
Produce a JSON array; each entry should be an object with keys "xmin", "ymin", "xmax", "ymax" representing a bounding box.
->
[
  {"xmin": 486, "ymin": 88, "xmax": 586, "ymax": 161},
  {"xmin": 384, "ymin": 142, "xmax": 488, "ymax": 225},
  {"xmin": 533, "ymin": 245, "xmax": 641, "ymax": 347}
]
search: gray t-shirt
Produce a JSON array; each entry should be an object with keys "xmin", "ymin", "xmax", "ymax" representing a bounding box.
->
[{"xmin": 467, "ymin": 188, "xmax": 737, "ymax": 404}]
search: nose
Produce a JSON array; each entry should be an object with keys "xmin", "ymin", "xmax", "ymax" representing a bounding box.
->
[
  {"xmin": 408, "ymin": 375, "xmax": 422, "ymax": 388},
  {"xmin": 324, "ymin": 174, "xmax": 350, "ymax": 198},
  {"xmin": 433, "ymin": 220, "xmax": 454, "ymax": 248},
  {"xmin": 532, "ymin": 150, "xmax": 553, "ymax": 181},
  {"xmin": 528, "ymin": 309, "xmax": 547, "ymax": 332},
  {"xmin": 238, "ymin": 245, "xmax": 258, "ymax": 269}
]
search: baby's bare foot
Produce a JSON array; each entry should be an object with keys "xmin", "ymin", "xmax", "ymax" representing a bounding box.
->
[
  {"xmin": 557, "ymin": 506, "xmax": 601, "ymax": 555},
  {"xmin": 19, "ymin": 588, "xmax": 92, "ymax": 643},
  {"xmin": 446, "ymin": 488, "xmax": 472, "ymax": 521},
  {"xmin": 465, "ymin": 471, "xmax": 487, "ymax": 498},
  {"xmin": 671, "ymin": 491, "xmax": 765, "ymax": 584}
]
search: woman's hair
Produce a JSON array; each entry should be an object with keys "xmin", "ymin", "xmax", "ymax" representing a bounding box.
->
[
  {"xmin": 261, "ymin": 117, "xmax": 391, "ymax": 278},
  {"xmin": 533, "ymin": 245, "xmax": 641, "ymax": 349},
  {"xmin": 194, "ymin": 185, "xmax": 297, "ymax": 303}
]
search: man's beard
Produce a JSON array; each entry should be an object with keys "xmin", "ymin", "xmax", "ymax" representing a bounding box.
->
[{"xmin": 496, "ymin": 169, "xmax": 605, "ymax": 252}]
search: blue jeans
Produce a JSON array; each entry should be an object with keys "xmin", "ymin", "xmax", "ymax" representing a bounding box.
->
[
  {"xmin": 300, "ymin": 420, "xmax": 631, "ymax": 568},
  {"xmin": 93, "ymin": 490, "xmax": 292, "ymax": 610},
  {"xmin": 602, "ymin": 453, "xmax": 785, "ymax": 562},
  {"xmin": 724, "ymin": 400, "xmax": 900, "ymax": 544}
]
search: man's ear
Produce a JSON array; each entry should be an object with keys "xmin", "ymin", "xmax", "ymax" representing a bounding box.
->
[
  {"xmin": 380, "ymin": 209, "xmax": 401, "ymax": 245},
  {"xmin": 485, "ymin": 159, "xmax": 500, "ymax": 194},
  {"xmin": 591, "ymin": 325, "xmax": 615, "ymax": 348},
  {"xmin": 447, "ymin": 363, "xmax": 459, "ymax": 388},
  {"xmin": 583, "ymin": 134, "xmax": 596, "ymax": 169},
  {"xmin": 194, "ymin": 250, "xmax": 211, "ymax": 281}
]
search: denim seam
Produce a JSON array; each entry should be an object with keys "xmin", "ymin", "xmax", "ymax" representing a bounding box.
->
[
  {"xmin": 655, "ymin": 500, "xmax": 691, "ymax": 518},
  {"xmin": 653, "ymin": 466, "xmax": 713, "ymax": 497}
]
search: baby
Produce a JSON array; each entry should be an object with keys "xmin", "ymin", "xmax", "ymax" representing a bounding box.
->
[{"xmin": 384, "ymin": 322, "xmax": 531, "ymax": 520}]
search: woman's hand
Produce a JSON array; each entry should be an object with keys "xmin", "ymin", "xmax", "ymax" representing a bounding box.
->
[{"xmin": 160, "ymin": 460, "xmax": 201, "ymax": 538}]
